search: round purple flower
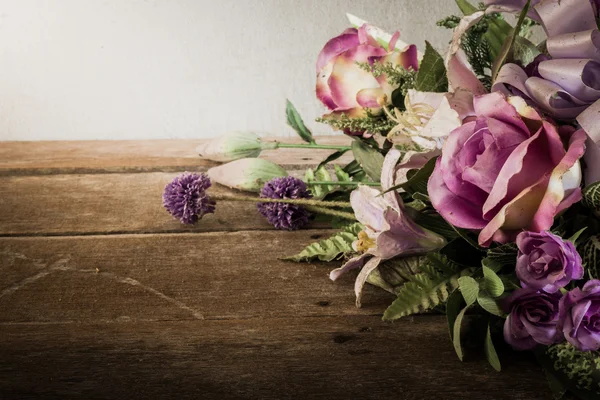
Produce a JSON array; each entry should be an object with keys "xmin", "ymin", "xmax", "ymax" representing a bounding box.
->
[
  {"xmin": 558, "ymin": 280, "xmax": 600, "ymax": 351},
  {"xmin": 516, "ymin": 231, "xmax": 583, "ymax": 293},
  {"xmin": 503, "ymin": 288, "xmax": 563, "ymax": 350},
  {"xmin": 163, "ymin": 172, "xmax": 215, "ymax": 224},
  {"xmin": 257, "ymin": 176, "xmax": 311, "ymax": 230}
]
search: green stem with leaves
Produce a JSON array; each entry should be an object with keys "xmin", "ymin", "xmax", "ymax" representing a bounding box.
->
[
  {"xmin": 211, "ymin": 194, "xmax": 352, "ymax": 209},
  {"xmin": 262, "ymin": 142, "xmax": 352, "ymax": 151},
  {"xmin": 307, "ymin": 181, "xmax": 379, "ymax": 187}
]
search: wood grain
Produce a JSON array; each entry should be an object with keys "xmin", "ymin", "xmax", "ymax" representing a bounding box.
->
[
  {"xmin": 0, "ymin": 232, "xmax": 551, "ymax": 399},
  {"xmin": 0, "ymin": 136, "xmax": 353, "ymax": 176},
  {"xmin": 0, "ymin": 317, "xmax": 549, "ymax": 400},
  {"xmin": 0, "ymin": 172, "xmax": 337, "ymax": 236},
  {"xmin": 0, "ymin": 138, "xmax": 553, "ymax": 399},
  {"xmin": 0, "ymin": 232, "xmax": 392, "ymax": 322}
]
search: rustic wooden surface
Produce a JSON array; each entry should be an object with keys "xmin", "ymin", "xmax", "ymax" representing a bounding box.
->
[{"xmin": 0, "ymin": 137, "xmax": 552, "ymax": 399}]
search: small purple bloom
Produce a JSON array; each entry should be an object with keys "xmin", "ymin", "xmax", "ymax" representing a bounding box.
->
[
  {"xmin": 163, "ymin": 172, "xmax": 215, "ymax": 224},
  {"xmin": 516, "ymin": 231, "xmax": 583, "ymax": 293},
  {"xmin": 558, "ymin": 280, "xmax": 600, "ymax": 351},
  {"xmin": 503, "ymin": 288, "xmax": 563, "ymax": 350},
  {"xmin": 257, "ymin": 176, "xmax": 312, "ymax": 231}
]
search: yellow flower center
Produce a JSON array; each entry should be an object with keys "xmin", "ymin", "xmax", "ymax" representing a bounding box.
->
[{"xmin": 355, "ymin": 231, "xmax": 376, "ymax": 253}]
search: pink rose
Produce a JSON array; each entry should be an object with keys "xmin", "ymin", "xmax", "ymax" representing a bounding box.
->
[
  {"xmin": 428, "ymin": 92, "xmax": 586, "ymax": 246},
  {"xmin": 316, "ymin": 24, "xmax": 418, "ymax": 136}
]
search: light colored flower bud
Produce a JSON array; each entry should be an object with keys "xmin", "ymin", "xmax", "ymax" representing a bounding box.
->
[
  {"xmin": 207, "ymin": 158, "xmax": 288, "ymax": 192},
  {"xmin": 196, "ymin": 132, "xmax": 274, "ymax": 162}
]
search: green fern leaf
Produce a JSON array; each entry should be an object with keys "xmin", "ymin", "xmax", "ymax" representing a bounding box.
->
[
  {"xmin": 582, "ymin": 181, "xmax": 600, "ymax": 210},
  {"xmin": 382, "ymin": 273, "xmax": 461, "ymax": 320},
  {"xmin": 283, "ymin": 227, "xmax": 361, "ymax": 262}
]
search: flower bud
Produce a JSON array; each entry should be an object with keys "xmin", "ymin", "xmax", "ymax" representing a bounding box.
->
[
  {"xmin": 196, "ymin": 132, "xmax": 273, "ymax": 162},
  {"xmin": 207, "ymin": 158, "xmax": 288, "ymax": 192}
]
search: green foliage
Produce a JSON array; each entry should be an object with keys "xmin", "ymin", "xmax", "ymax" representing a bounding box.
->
[
  {"xmin": 414, "ymin": 42, "xmax": 448, "ymax": 92},
  {"xmin": 580, "ymin": 235, "xmax": 600, "ymax": 280},
  {"xmin": 283, "ymin": 223, "xmax": 363, "ymax": 262},
  {"xmin": 356, "ymin": 61, "xmax": 417, "ymax": 96},
  {"xmin": 351, "ymin": 140, "xmax": 384, "ymax": 181},
  {"xmin": 484, "ymin": 323, "xmax": 501, "ymax": 372},
  {"xmin": 382, "ymin": 272, "xmax": 461, "ymax": 320},
  {"xmin": 486, "ymin": 242, "xmax": 518, "ymax": 267},
  {"xmin": 537, "ymin": 343, "xmax": 600, "ymax": 399},
  {"xmin": 316, "ymin": 112, "xmax": 397, "ymax": 137},
  {"xmin": 286, "ymin": 100, "xmax": 314, "ymax": 144},
  {"xmin": 477, "ymin": 295, "xmax": 504, "ymax": 317},
  {"xmin": 458, "ymin": 276, "xmax": 479, "ymax": 305},
  {"xmin": 482, "ymin": 265, "xmax": 504, "ymax": 298},
  {"xmin": 455, "ymin": 0, "xmax": 478, "ymax": 15},
  {"xmin": 316, "ymin": 149, "xmax": 350, "ymax": 171},
  {"xmin": 491, "ymin": 0, "xmax": 531, "ymax": 82},
  {"xmin": 305, "ymin": 167, "xmax": 335, "ymax": 199},
  {"xmin": 367, "ymin": 256, "xmax": 425, "ymax": 295},
  {"xmin": 453, "ymin": 305, "xmax": 470, "ymax": 361},
  {"xmin": 446, "ymin": 289, "xmax": 464, "ymax": 341},
  {"xmin": 582, "ymin": 181, "xmax": 600, "ymax": 210},
  {"xmin": 401, "ymin": 156, "xmax": 438, "ymax": 195}
]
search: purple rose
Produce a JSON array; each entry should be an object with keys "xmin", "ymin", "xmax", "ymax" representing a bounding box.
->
[
  {"xmin": 316, "ymin": 24, "xmax": 418, "ymax": 136},
  {"xmin": 516, "ymin": 231, "xmax": 583, "ymax": 293},
  {"xmin": 558, "ymin": 280, "xmax": 600, "ymax": 351},
  {"xmin": 428, "ymin": 92, "xmax": 586, "ymax": 247},
  {"xmin": 503, "ymin": 288, "xmax": 563, "ymax": 350}
]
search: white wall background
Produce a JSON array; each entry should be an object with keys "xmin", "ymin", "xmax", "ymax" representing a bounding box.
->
[{"xmin": 0, "ymin": 0, "xmax": 460, "ymax": 141}]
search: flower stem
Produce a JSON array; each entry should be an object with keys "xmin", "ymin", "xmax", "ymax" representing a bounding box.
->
[
  {"xmin": 304, "ymin": 205, "xmax": 356, "ymax": 220},
  {"xmin": 307, "ymin": 181, "xmax": 380, "ymax": 187},
  {"xmin": 267, "ymin": 142, "xmax": 352, "ymax": 151},
  {"xmin": 211, "ymin": 194, "xmax": 352, "ymax": 209}
]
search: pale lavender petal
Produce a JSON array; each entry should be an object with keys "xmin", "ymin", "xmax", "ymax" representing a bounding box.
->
[
  {"xmin": 354, "ymin": 256, "xmax": 382, "ymax": 307},
  {"xmin": 535, "ymin": 0, "xmax": 597, "ymax": 37},
  {"xmin": 329, "ymin": 253, "xmax": 371, "ymax": 281}
]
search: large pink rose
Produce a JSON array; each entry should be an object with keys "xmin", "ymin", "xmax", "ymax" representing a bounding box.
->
[
  {"xmin": 316, "ymin": 24, "xmax": 418, "ymax": 135},
  {"xmin": 428, "ymin": 92, "xmax": 586, "ymax": 247}
]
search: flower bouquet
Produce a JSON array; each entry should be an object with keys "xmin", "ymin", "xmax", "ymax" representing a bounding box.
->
[{"xmin": 163, "ymin": 1, "xmax": 600, "ymax": 398}]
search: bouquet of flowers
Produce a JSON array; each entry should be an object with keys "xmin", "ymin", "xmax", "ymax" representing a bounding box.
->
[{"xmin": 162, "ymin": 1, "xmax": 600, "ymax": 398}]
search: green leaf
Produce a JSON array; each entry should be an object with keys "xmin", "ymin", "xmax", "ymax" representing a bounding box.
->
[
  {"xmin": 304, "ymin": 166, "xmax": 335, "ymax": 199},
  {"xmin": 351, "ymin": 140, "xmax": 384, "ymax": 182},
  {"xmin": 286, "ymin": 99, "xmax": 315, "ymax": 144},
  {"xmin": 414, "ymin": 42, "xmax": 448, "ymax": 92},
  {"xmin": 491, "ymin": 0, "xmax": 531, "ymax": 82},
  {"xmin": 455, "ymin": 0, "xmax": 478, "ymax": 15},
  {"xmin": 447, "ymin": 289, "xmax": 464, "ymax": 341},
  {"xmin": 580, "ymin": 235, "xmax": 600, "ymax": 279},
  {"xmin": 283, "ymin": 230, "xmax": 358, "ymax": 262},
  {"xmin": 405, "ymin": 208, "xmax": 459, "ymax": 240},
  {"xmin": 511, "ymin": 36, "xmax": 541, "ymax": 67},
  {"xmin": 486, "ymin": 242, "xmax": 518, "ymax": 267},
  {"xmin": 568, "ymin": 227, "xmax": 587, "ymax": 246},
  {"xmin": 482, "ymin": 257, "xmax": 504, "ymax": 273},
  {"xmin": 382, "ymin": 272, "xmax": 461, "ymax": 320},
  {"xmin": 401, "ymin": 156, "xmax": 438, "ymax": 195},
  {"xmin": 334, "ymin": 164, "xmax": 352, "ymax": 183},
  {"xmin": 367, "ymin": 256, "xmax": 424, "ymax": 295},
  {"xmin": 316, "ymin": 149, "xmax": 350, "ymax": 171},
  {"xmin": 477, "ymin": 295, "xmax": 505, "ymax": 317},
  {"xmin": 543, "ymin": 369, "xmax": 567, "ymax": 400},
  {"xmin": 453, "ymin": 306, "xmax": 470, "ymax": 361},
  {"xmin": 484, "ymin": 324, "xmax": 501, "ymax": 372},
  {"xmin": 583, "ymin": 181, "xmax": 600, "ymax": 210},
  {"xmin": 483, "ymin": 265, "xmax": 504, "ymax": 298},
  {"xmin": 485, "ymin": 14, "xmax": 517, "ymax": 61},
  {"xmin": 458, "ymin": 276, "xmax": 479, "ymax": 305}
]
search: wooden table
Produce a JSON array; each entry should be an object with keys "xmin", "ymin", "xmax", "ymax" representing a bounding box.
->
[{"xmin": 0, "ymin": 138, "xmax": 552, "ymax": 399}]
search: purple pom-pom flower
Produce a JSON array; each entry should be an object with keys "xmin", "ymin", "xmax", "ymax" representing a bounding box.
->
[
  {"xmin": 558, "ymin": 280, "xmax": 600, "ymax": 351},
  {"xmin": 257, "ymin": 176, "xmax": 312, "ymax": 230},
  {"xmin": 163, "ymin": 172, "xmax": 216, "ymax": 224},
  {"xmin": 516, "ymin": 231, "xmax": 584, "ymax": 293},
  {"xmin": 503, "ymin": 288, "xmax": 563, "ymax": 350}
]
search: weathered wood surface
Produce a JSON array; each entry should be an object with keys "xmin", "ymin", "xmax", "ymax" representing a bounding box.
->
[
  {"xmin": 0, "ymin": 136, "xmax": 353, "ymax": 175},
  {"xmin": 0, "ymin": 140, "xmax": 552, "ymax": 399}
]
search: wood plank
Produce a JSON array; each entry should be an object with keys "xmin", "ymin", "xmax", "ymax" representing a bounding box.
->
[
  {"xmin": 0, "ymin": 136, "xmax": 353, "ymax": 176},
  {"xmin": 0, "ymin": 317, "xmax": 550, "ymax": 399},
  {"xmin": 0, "ymin": 232, "xmax": 393, "ymax": 321},
  {"xmin": 0, "ymin": 233, "xmax": 548, "ymax": 398},
  {"xmin": 0, "ymin": 172, "xmax": 340, "ymax": 235}
]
